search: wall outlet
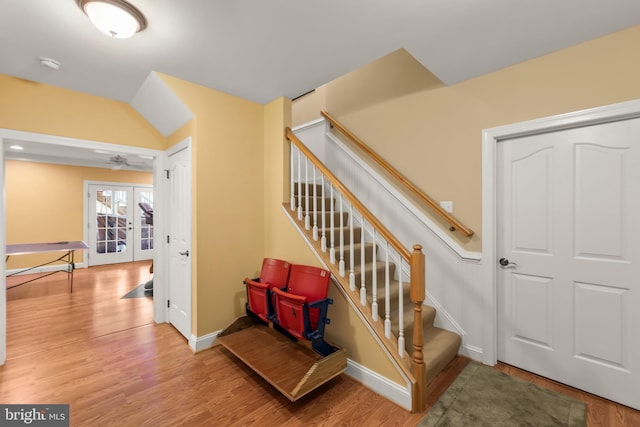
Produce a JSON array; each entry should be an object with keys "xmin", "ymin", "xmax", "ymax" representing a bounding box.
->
[{"xmin": 439, "ymin": 201, "xmax": 453, "ymax": 213}]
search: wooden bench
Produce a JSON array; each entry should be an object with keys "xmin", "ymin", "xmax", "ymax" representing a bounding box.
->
[{"xmin": 217, "ymin": 316, "xmax": 347, "ymax": 401}]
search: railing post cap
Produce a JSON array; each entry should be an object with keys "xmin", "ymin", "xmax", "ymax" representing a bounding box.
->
[{"xmin": 412, "ymin": 244, "xmax": 423, "ymax": 252}]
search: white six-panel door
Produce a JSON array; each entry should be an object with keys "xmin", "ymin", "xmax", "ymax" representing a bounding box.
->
[
  {"xmin": 497, "ymin": 118, "xmax": 640, "ymax": 409},
  {"xmin": 167, "ymin": 147, "xmax": 191, "ymax": 340}
]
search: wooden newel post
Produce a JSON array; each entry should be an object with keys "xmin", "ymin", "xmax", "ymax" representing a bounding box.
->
[{"xmin": 410, "ymin": 244, "xmax": 426, "ymax": 412}]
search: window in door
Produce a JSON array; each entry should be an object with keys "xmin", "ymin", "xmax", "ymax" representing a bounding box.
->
[
  {"xmin": 135, "ymin": 188, "xmax": 154, "ymax": 260},
  {"xmin": 95, "ymin": 189, "xmax": 129, "ymax": 255}
]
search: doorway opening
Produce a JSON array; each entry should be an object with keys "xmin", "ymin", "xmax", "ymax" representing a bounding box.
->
[{"xmin": 1, "ymin": 128, "xmax": 166, "ymax": 364}]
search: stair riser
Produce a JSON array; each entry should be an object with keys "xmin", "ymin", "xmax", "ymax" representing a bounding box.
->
[
  {"xmin": 352, "ymin": 265, "xmax": 396, "ymax": 288},
  {"xmin": 292, "ymin": 210, "xmax": 350, "ymax": 226},
  {"xmin": 294, "ymin": 197, "xmax": 335, "ymax": 210},
  {"xmin": 293, "ymin": 182, "xmax": 323, "ymax": 196},
  {"xmin": 390, "ymin": 305, "xmax": 436, "ymax": 332},
  {"xmin": 318, "ymin": 211, "xmax": 349, "ymax": 224},
  {"xmin": 397, "ymin": 313, "xmax": 440, "ymax": 348},
  {"xmin": 371, "ymin": 287, "xmax": 403, "ymax": 317},
  {"xmin": 341, "ymin": 243, "xmax": 376, "ymax": 265},
  {"xmin": 369, "ymin": 290, "xmax": 437, "ymax": 330},
  {"xmin": 326, "ymin": 228, "xmax": 362, "ymax": 246}
]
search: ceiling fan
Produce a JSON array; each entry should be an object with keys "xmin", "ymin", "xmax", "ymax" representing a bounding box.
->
[{"xmin": 107, "ymin": 154, "xmax": 149, "ymax": 171}]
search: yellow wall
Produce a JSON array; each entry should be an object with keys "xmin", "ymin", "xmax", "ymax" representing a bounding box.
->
[
  {"xmin": 293, "ymin": 25, "xmax": 640, "ymax": 251},
  {"xmin": 5, "ymin": 160, "xmax": 152, "ymax": 268},
  {"xmin": 158, "ymin": 74, "xmax": 265, "ymax": 337},
  {"xmin": 293, "ymin": 48, "xmax": 444, "ymax": 126},
  {"xmin": 0, "ymin": 75, "xmax": 165, "ymax": 149}
]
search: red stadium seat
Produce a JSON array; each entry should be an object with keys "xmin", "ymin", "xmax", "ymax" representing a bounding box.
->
[
  {"xmin": 244, "ymin": 258, "xmax": 291, "ymax": 323},
  {"xmin": 272, "ymin": 264, "xmax": 334, "ymax": 355}
]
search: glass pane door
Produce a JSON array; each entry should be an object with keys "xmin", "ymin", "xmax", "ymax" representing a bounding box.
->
[
  {"xmin": 96, "ymin": 189, "xmax": 128, "ymax": 254},
  {"xmin": 134, "ymin": 188, "xmax": 154, "ymax": 261},
  {"xmin": 88, "ymin": 184, "xmax": 133, "ymax": 266}
]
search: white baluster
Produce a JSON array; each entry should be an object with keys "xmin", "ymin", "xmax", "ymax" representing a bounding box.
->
[
  {"xmin": 360, "ymin": 214, "xmax": 366, "ymax": 306},
  {"xmin": 321, "ymin": 176, "xmax": 327, "ymax": 252},
  {"xmin": 338, "ymin": 195, "xmax": 345, "ymax": 277},
  {"xmin": 290, "ymin": 144, "xmax": 295, "ymax": 211},
  {"xmin": 304, "ymin": 159, "xmax": 310, "ymax": 230},
  {"xmin": 398, "ymin": 258, "xmax": 405, "ymax": 356},
  {"xmin": 329, "ymin": 185, "xmax": 336, "ymax": 264},
  {"xmin": 384, "ymin": 243, "xmax": 391, "ymax": 338},
  {"xmin": 349, "ymin": 204, "xmax": 355, "ymax": 291},
  {"xmin": 312, "ymin": 167, "xmax": 318, "ymax": 240},
  {"xmin": 371, "ymin": 229, "xmax": 378, "ymax": 322},
  {"xmin": 297, "ymin": 152, "xmax": 302, "ymax": 220}
]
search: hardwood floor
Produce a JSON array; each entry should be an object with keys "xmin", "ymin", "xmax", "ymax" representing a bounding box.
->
[
  {"xmin": 1, "ymin": 262, "xmax": 639, "ymax": 426},
  {"xmin": 1, "ymin": 262, "xmax": 423, "ymax": 426}
]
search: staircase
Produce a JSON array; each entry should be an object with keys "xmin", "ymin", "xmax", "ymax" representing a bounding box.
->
[{"xmin": 284, "ymin": 179, "xmax": 461, "ymax": 407}]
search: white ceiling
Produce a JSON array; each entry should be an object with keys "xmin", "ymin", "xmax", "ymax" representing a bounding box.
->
[
  {"xmin": 3, "ymin": 137, "xmax": 155, "ymax": 171},
  {"xmin": 1, "ymin": 0, "xmax": 640, "ymax": 168},
  {"xmin": 3, "ymin": 0, "xmax": 640, "ymax": 104}
]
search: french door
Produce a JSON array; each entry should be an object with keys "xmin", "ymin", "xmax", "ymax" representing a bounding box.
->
[{"xmin": 87, "ymin": 183, "xmax": 154, "ymax": 266}]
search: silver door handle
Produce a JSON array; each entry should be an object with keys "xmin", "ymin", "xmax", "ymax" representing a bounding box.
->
[
  {"xmin": 179, "ymin": 250, "xmax": 189, "ymax": 256},
  {"xmin": 499, "ymin": 257, "xmax": 517, "ymax": 268}
]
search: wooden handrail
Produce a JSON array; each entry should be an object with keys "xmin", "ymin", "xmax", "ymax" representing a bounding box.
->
[
  {"xmin": 320, "ymin": 111, "xmax": 474, "ymax": 237},
  {"xmin": 286, "ymin": 127, "xmax": 411, "ymax": 261}
]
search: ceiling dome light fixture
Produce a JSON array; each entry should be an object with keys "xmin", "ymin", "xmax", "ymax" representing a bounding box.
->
[{"xmin": 77, "ymin": 0, "xmax": 147, "ymax": 39}]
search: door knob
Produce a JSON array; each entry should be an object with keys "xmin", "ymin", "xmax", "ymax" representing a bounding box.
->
[
  {"xmin": 499, "ymin": 257, "xmax": 517, "ymax": 267},
  {"xmin": 179, "ymin": 250, "xmax": 189, "ymax": 256}
]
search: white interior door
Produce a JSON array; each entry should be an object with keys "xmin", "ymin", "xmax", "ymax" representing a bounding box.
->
[
  {"xmin": 167, "ymin": 147, "xmax": 191, "ymax": 339},
  {"xmin": 497, "ymin": 118, "xmax": 640, "ymax": 409}
]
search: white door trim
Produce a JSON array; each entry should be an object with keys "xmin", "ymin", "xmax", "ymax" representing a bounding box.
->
[
  {"xmin": 0, "ymin": 128, "xmax": 164, "ymax": 365},
  {"xmin": 0, "ymin": 135, "xmax": 6, "ymax": 365},
  {"xmin": 481, "ymin": 99, "xmax": 640, "ymax": 366}
]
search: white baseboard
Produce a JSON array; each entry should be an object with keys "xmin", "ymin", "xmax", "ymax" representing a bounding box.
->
[
  {"xmin": 190, "ymin": 330, "xmax": 221, "ymax": 353},
  {"xmin": 460, "ymin": 344, "xmax": 484, "ymax": 362},
  {"xmin": 344, "ymin": 359, "xmax": 411, "ymax": 411}
]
